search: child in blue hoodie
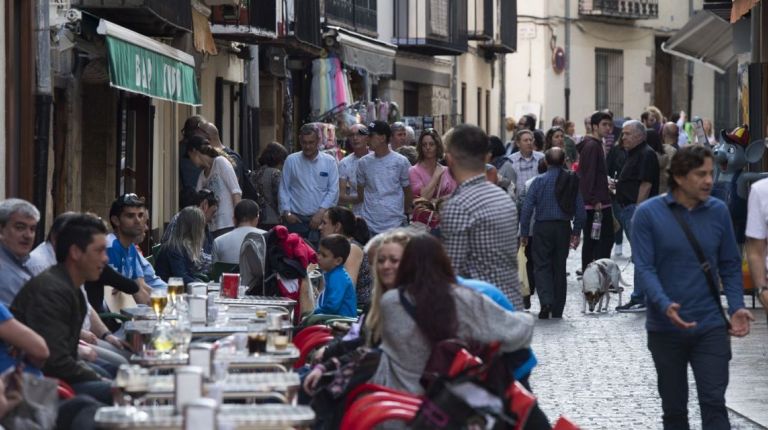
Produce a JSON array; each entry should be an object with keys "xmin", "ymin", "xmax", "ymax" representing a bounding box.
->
[{"xmin": 314, "ymin": 234, "xmax": 357, "ymax": 317}]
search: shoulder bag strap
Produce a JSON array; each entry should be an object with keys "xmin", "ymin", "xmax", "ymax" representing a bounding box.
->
[
  {"xmin": 667, "ymin": 203, "xmax": 731, "ymax": 329},
  {"xmin": 398, "ymin": 288, "xmax": 418, "ymax": 320}
]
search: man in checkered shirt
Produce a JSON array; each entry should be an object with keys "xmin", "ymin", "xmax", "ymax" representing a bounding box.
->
[{"xmin": 441, "ymin": 124, "xmax": 523, "ymax": 309}]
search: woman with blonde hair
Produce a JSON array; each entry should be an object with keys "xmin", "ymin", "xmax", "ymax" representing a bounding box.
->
[
  {"xmin": 186, "ymin": 135, "xmax": 242, "ymax": 237},
  {"xmin": 155, "ymin": 206, "xmax": 208, "ymax": 285}
]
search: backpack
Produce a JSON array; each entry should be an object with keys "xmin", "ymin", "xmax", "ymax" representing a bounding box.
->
[
  {"xmin": 555, "ymin": 169, "xmax": 580, "ymax": 216},
  {"xmin": 239, "ymin": 231, "xmax": 267, "ymax": 295}
]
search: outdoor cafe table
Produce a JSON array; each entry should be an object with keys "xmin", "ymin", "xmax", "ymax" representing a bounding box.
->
[
  {"xmin": 124, "ymin": 321, "xmax": 248, "ymax": 351},
  {"xmin": 94, "ymin": 404, "xmax": 315, "ymax": 429},
  {"xmin": 121, "ymin": 305, "xmax": 276, "ymax": 322},
  {"xmin": 130, "ymin": 346, "xmax": 300, "ymax": 371},
  {"xmin": 209, "ymin": 292, "xmax": 297, "ymax": 315},
  {"xmin": 144, "ymin": 372, "xmax": 300, "ymax": 402}
]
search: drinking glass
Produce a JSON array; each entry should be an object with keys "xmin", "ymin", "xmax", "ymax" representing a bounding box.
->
[
  {"xmin": 151, "ymin": 287, "xmax": 168, "ymax": 322},
  {"xmin": 152, "ymin": 321, "xmax": 175, "ymax": 355},
  {"xmin": 167, "ymin": 277, "xmax": 184, "ymax": 316}
]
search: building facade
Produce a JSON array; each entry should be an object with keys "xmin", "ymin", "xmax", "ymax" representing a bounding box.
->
[{"xmin": 505, "ymin": 0, "xmax": 723, "ymax": 133}]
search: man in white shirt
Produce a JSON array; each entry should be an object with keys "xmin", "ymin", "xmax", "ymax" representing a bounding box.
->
[
  {"xmin": 279, "ymin": 124, "xmax": 339, "ymax": 246},
  {"xmin": 212, "ymin": 199, "xmax": 266, "ymax": 265},
  {"xmin": 354, "ymin": 121, "xmax": 413, "ymax": 236},
  {"xmin": 745, "ymin": 177, "xmax": 768, "ymax": 314}
]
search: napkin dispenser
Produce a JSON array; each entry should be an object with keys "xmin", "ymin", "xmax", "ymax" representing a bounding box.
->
[
  {"xmin": 183, "ymin": 398, "xmax": 218, "ymax": 430},
  {"xmin": 188, "ymin": 343, "xmax": 214, "ymax": 379},
  {"xmin": 187, "ymin": 282, "xmax": 208, "ymax": 296},
  {"xmin": 175, "ymin": 366, "xmax": 203, "ymax": 414},
  {"xmin": 187, "ymin": 294, "xmax": 207, "ymax": 324}
]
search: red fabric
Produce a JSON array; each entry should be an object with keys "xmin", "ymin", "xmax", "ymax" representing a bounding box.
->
[{"xmin": 273, "ymin": 225, "xmax": 317, "ymax": 268}]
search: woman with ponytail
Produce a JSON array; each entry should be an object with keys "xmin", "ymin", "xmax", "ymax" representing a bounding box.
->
[
  {"xmin": 319, "ymin": 206, "xmax": 372, "ymax": 310},
  {"xmin": 186, "ymin": 135, "xmax": 242, "ymax": 237}
]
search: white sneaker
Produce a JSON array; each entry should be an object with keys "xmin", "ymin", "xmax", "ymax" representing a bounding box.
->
[{"xmin": 613, "ymin": 243, "xmax": 623, "ymax": 257}]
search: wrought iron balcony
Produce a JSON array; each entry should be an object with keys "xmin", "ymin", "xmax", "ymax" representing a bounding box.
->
[
  {"xmin": 292, "ymin": 0, "xmax": 322, "ymax": 49},
  {"xmin": 324, "ymin": 0, "xmax": 378, "ymax": 37},
  {"xmin": 209, "ymin": 1, "xmax": 278, "ymax": 42},
  {"xmin": 71, "ymin": 0, "xmax": 192, "ymax": 36},
  {"xmin": 394, "ymin": 0, "xmax": 468, "ymax": 56},
  {"xmin": 579, "ymin": 0, "xmax": 659, "ymax": 20}
]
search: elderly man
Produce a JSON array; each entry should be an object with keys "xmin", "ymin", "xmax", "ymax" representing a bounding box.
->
[
  {"xmin": 615, "ymin": 120, "xmax": 660, "ymax": 313},
  {"xmin": 0, "ymin": 198, "xmax": 39, "ymax": 306},
  {"xmin": 339, "ymin": 124, "xmax": 371, "ymax": 215},
  {"xmin": 279, "ymin": 124, "xmax": 339, "ymax": 245},
  {"xmin": 520, "ymin": 148, "xmax": 586, "ymax": 318},
  {"xmin": 390, "ymin": 122, "xmax": 408, "ymax": 150},
  {"xmin": 510, "ymin": 130, "xmax": 545, "ymax": 207}
]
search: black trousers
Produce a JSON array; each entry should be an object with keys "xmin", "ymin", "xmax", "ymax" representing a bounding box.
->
[
  {"xmin": 524, "ymin": 237, "xmax": 536, "ymax": 296},
  {"xmin": 532, "ymin": 221, "xmax": 571, "ymax": 317},
  {"xmin": 647, "ymin": 327, "xmax": 731, "ymax": 430},
  {"xmin": 581, "ymin": 207, "xmax": 615, "ymax": 271}
]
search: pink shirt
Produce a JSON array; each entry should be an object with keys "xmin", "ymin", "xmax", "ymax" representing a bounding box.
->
[{"xmin": 409, "ymin": 163, "xmax": 458, "ymax": 199}]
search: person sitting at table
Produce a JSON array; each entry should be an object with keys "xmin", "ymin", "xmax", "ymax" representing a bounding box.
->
[
  {"xmin": 212, "ymin": 199, "xmax": 266, "ymax": 265},
  {"xmin": 155, "ymin": 207, "xmax": 207, "ymax": 285},
  {"xmin": 11, "ymin": 213, "xmax": 115, "ymax": 404},
  {"xmin": 313, "ymin": 234, "xmax": 357, "ymax": 318}
]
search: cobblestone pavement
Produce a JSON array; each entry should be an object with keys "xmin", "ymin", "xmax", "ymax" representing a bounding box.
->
[{"xmin": 527, "ymin": 241, "xmax": 768, "ymax": 429}]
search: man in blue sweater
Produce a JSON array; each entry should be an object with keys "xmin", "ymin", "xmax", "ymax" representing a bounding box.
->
[{"xmin": 633, "ymin": 146, "xmax": 753, "ymax": 430}]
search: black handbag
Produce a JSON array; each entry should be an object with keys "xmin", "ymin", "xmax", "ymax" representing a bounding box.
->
[{"xmin": 667, "ymin": 203, "xmax": 732, "ymax": 329}]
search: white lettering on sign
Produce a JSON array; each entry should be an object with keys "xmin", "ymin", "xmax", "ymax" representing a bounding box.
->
[
  {"xmin": 134, "ymin": 55, "xmax": 152, "ymax": 89},
  {"xmin": 163, "ymin": 64, "xmax": 183, "ymax": 99}
]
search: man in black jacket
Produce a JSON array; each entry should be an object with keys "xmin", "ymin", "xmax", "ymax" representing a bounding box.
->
[{"xmin": 12, "ymin": 214, "xmax": 113, "ymax": 404}]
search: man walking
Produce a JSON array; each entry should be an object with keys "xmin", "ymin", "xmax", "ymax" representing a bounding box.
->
[
  {"xmin": 354, "ymin": 121, "xmax": 413, "ymax": 236},
  {"xmin": 614, "ymin": 120, "xmax": 660, "ymax": 312},
  {"xmin": 634, "ymin": 146, "xmax": 753, "ymax": 429},
  {"xmin": 520, "ymin": 148, "xmax": 585, "ymax": 319},
  {"xmin": 442, "ymin": 124, "xmax": 523, "ymax": 309},
  {"xmin": 509, "ymin": 130, "xmax": 544, "ymax": 207},
  {"xmin": 279, "ymin": 124, "xmax": 339, "ymax": 245},
  {"xmin": 576, "ymin": 111, "xmax": 615, "ymax": 273},
  {"xmin": 338, "ymin": 124, "xmax": 370, "ymax": 215}
]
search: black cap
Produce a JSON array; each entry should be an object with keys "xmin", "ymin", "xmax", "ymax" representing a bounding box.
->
[
  {"xmin": 356, "ymin": 126, "xmax": 369, "ymax": 136},
  {"xmin": 367, "ymin": 121, "xmax": 391, "ymax": 137}
]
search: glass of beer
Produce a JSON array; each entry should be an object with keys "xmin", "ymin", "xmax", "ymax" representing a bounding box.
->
[
  {"xmin": 167, "ymin": 277, "xmax": 184, "ymax": 313},
  {"xmin": 151, "ymin": 287, "xmax": 168, "ymax": 321},
  {"xmin": 273, "ymin": 335, "xmax": 289, "ymax": 351}
]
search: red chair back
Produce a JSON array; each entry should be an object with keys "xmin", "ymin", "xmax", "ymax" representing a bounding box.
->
[
  {"xmin": 57, "ymin": 380, "xmax": 76, "ymax": 400},
  {"xmin": 344, "ymin": 383, "xmax": 419, "ymax": 410},
  {"xmin": 506, "ymin": 381, "xmax": 537, "ymax": 430},
  {"xmin": 340, "ymin": 395, "xmax": 422, "ymax": 429},
  {"xmin": 293, "ymin": 325, "xmax": 331, "ymax": 348},
  {"xmin": 293, "ymin": 333, "xmax": 334, "ymax": 369},
  {"xmin": 341, "ymin": 401, "xmax": 419, "ymax": 430}
]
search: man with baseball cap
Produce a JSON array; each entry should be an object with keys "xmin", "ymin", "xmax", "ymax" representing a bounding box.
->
[{"xmin": 353, "ymin": 121, "xmax": 413, "ymax": 236}]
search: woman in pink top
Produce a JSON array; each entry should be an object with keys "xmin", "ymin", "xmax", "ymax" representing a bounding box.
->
[{"xmin": 408, "ymin": 129, "xmax": 457, "ymax": 199}]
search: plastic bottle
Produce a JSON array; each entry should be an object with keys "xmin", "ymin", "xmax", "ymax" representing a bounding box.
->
[{"xmin": 591, "ymin": 210, "xmax": 602, "ymax": 240}]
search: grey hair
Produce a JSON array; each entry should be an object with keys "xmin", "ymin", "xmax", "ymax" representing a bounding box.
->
[
  {"xmin": 391, "ymin": 121, "xmax": 406, "ymax": 132},
  {"xmin": 164, "ymin": 206, "xmax": 206, "ymax": 263},
  {"xmin": 299, "ymin": 123, "xmax": 320, "ymax": 139},
  {"xmin": 0, "ymin": 199, "xmax": 40, "ymax": 226},
  {"xmin": 405, "ymin": 126, "xmax": 416, "ymax": 144},
  {"xmin": 622, "ymin": 119, "xmax": 646, "ymax": 136}
]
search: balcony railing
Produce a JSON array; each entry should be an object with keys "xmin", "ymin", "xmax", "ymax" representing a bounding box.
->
[
  {"xmin": 72, "ymin": 0, "xmax": 192, "ymax": 36},
  {"xmin": 324, "ymin": 0, "xmax": 378, "ymax": 36},
  {"xmin": 468, "ymin": 0, "xmax": 492, "ymax": 41},
  {"xmin": 209, "ymin": 1, "xmax": 278, "ymax": 41},
  {"xmin": 394, "ymin": 0, "xmax": 468, "ymax": 56},
  {"xmin": 480, "ymin": 0, "xmax": 516, "ymax": 54},
  {"xmin": 579, "ymin": 0, "xmax": 658, "ymax": 19}
]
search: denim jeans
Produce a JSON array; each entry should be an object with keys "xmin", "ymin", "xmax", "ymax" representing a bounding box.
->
[
  {"xmin": 286, "ymin": 214, "xmax": 320, "ymax": 248},
  {"xmin": 71, "ymin": 380, "xmax": 114, "ymax": 404},
  {"xmin": 647, "ymin": 327, "xmax": 731, "ymax": 430}
]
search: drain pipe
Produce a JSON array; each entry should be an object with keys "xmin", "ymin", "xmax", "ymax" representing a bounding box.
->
[
  {"xmin": 246, "ymin": 45, "xmax": 260, "ymax": 170},
  {"xmin": 565, "ymin": 0, "xmax": 571, "ymax": 120},
  {"xmin": 34, "ymin": 0, "xmax": 52, "ymax": 243}
]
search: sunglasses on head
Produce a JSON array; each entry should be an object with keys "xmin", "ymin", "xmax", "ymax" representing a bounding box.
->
[{"xmin": 119, "ymin": 193, "xmax": 144, "ymax": 205}]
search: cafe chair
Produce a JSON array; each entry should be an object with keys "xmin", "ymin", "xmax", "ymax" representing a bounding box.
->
[
  {"xmin": 341, "ymin": 392, "xmax": 422, "ymax": 427},
  {"xmin": 292, "ymin": 325, "xmax": 331, "ymax": 347},
  {"xmin": 293, "ymin": 333, "xmax": 334, "ymax": 369},
  {"xmin": 506, "ymin": 381, "xmax": 537, "ymax": 430},
  {"xmin": 57, "ymin": 380, "xmax": 76, "ymax": 400},
  {"xmin": 344, "ymin": 383, "xmax": 420, "ymax": 411},
  {"xmin": 341, "ymin": 398, "xmax": 419, "ymax": 430}
]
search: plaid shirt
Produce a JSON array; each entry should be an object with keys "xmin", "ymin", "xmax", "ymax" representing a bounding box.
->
[
  {"xmin": 442, "ymin": 175, "xmax": 523, "ymax": 308},
  {"xmin": 510, "ymin": 151, "xmax": 544, "ymax": 203}
]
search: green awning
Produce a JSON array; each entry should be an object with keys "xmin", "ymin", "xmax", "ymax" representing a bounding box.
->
[{"xmin": 97, "ymin": 19, "xmax": 201, "ymax": 106}]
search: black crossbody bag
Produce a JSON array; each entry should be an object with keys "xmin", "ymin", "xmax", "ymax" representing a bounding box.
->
[{"xmin": 668, "ymin": 204, "xmax": 731, "ymax": 329}]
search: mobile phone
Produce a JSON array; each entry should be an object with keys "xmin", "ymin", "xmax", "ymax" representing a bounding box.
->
[{"xmin": 694, "ymin": 118, "xmax": 707, "ymax": 146}]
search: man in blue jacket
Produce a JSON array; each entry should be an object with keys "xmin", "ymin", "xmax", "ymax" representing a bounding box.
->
[{"xmin": 633, "ymin": 146, "xmax": 753, "ymax": 430}]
